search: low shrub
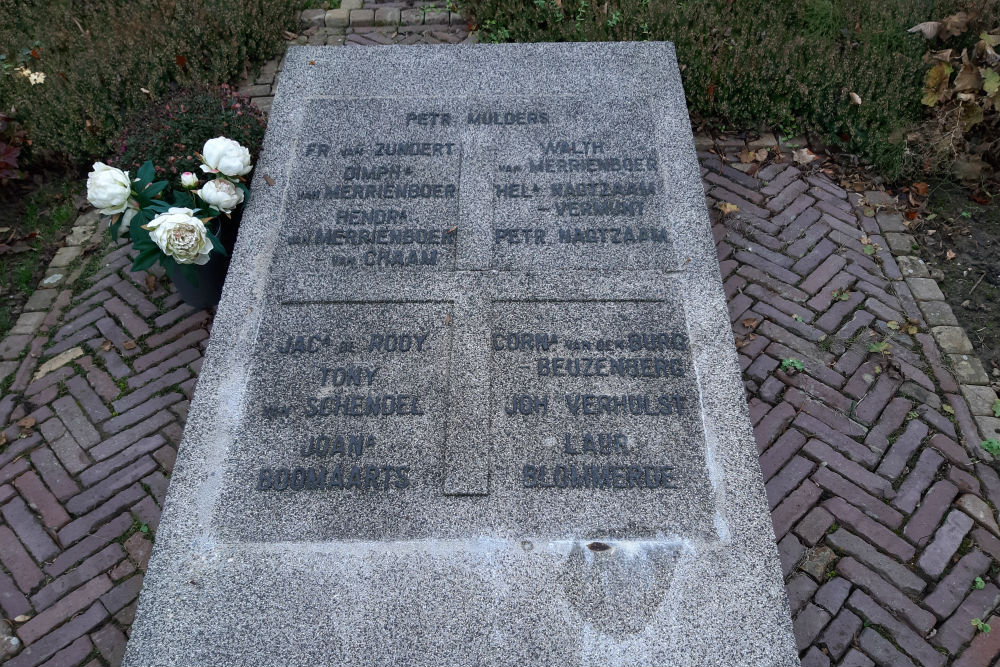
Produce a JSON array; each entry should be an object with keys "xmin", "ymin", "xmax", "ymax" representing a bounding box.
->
[
  {"xmin": 0, "ymin": 0, "xmax": 296, "ymax": 163},
  {"xmin": 112, "ymin": 86, "xmax": 267, "ymax": 191},
  {"xmin": 461, "ymin": 0, "xmax": 998, "ymax": 179}
]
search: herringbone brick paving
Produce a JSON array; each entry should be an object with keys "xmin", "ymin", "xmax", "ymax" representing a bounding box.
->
[
  {"xmin": 2, "ymin": 31, "xmax": 1000, "ymax": 667},
  {"xmin": 705, "ymin": 147, "xmax": 1000, "ymax": 667}
]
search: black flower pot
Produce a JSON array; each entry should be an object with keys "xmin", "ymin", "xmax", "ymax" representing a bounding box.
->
[
  {"xmin": 166, "ymin": 254, "xmax": 230, "ymax": 309},
  {"xmin": 164, "ymin": 213, "xmax": 240, "ymax": 310}
]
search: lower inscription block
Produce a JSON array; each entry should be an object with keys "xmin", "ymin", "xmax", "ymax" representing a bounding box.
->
[{"xmin": 489, "ymin": 299, "xmax": 714, "ymax": 539}]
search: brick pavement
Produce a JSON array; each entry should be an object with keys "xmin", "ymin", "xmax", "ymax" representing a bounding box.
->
[{"xmin": 3, "ymin": 22, "xmax": 1000, "ymax": 667}]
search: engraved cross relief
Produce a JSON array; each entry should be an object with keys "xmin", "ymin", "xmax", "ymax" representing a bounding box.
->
[{"xmin": 217, "ymin": 96, "xmax": 720, "ymax": 541}]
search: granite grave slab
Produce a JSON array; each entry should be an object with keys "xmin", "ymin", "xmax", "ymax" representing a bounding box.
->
[{"xmin": 124, "ymin": 43, "xmax": 798, "ymax": 666}]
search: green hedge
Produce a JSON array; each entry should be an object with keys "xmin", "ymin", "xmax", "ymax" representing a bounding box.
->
[
  {"xmin": 0, "ymin": 0, "xmax": 297, "ymax": 163},
  {"xmin": 462, "ymin": 0, "xmax": 995, "ymax": 179}
]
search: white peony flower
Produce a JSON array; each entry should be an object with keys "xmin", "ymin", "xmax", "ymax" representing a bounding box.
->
[
  {"xmin": 197, "ymin": 178, "xmax": 244, "ymax": 214},
  {"xmin": 180, "ymin": 172, "xmax": 199, "ymax": 189},
  {"xmin": 145, "ymin": 207, "xmax": 213, "ymax": 265},
  {"xmin": 199, "ymin": 137, "xmax": 252, "ymax": 178},
  {"xmin": 86, "ymin": 162, "xmax": 132, "ymax": 215}
]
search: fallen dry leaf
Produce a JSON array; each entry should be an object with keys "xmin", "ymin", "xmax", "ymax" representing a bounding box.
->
[
  {"xmin": 906, "ymin": 210, "xmax": 919, "ymax": 220},
  {"xmin": 922, "ymin": 61, "xmax": 954, "ymax": 106},
  {"xmin": 13, "ymin": 614, "xmax": 30, "ymax": 623},
  {"xmin": 908, "ymin": 21, "xmax": 942, "ymax": 39},
  {"xmin": 738, "ymin": 148, "xmax": 754, "ymax": 163},
  {"xmin": 264, "ymin": 174, "xmax": 276, "ymax": 186},
  {"xmin": 100, "ymin": 340, "xmax": 113, "ymax": 351},
  {"xmin": 123, "ymin": 340, "xmax": 137, "ymax": 350},
  {"xmin": 145, "ymin": 274, "xmax": 156, "ymax": 291},
  {"xmin": 912, "ymin": 182, "xmax": 929, "ymax": 196},
  {"xmin": 715, "ymin": 202, "xmax": 739, "ymax": 215},
  {"xmin": 17, "ymin": 416, "xmax": 36, "ymax": 431},
  {"xmin": 792, "ymin": 148, "xmax": 816, "ymax": 165},
  {"xmin": 755, "ymin": 149, "xmax": 768, "ymax": 162},
  {"xmin": 941, "ymin": 11, "xmax": 970, "ymax": 38},
  {"xmin": 954, "ymin": 61, "xmax": 983, "ymax": 91},
  {"xmin": 741, "ymin": 318, "xmax": 759, "ymax": 330},
  {"xmin": 946, "ymin": 249, "xmax": 957, "ymax": 260}
]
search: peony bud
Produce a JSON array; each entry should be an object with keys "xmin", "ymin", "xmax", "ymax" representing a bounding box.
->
[
  {"xmin": 180, "ymin": 172, "xmax": 199, "ymax": 189},
  {"xmin": 199, "ymin": 136, "xmax": 252, "ymax": 178},
  {"xmin": 86, "ymin": 162, "xmax": 132, "ymax": 215}
]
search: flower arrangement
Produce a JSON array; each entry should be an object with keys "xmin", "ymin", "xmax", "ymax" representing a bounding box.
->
[{"xmin": 86, "ymin": 136, "xmax": 253, "ymax": 285}]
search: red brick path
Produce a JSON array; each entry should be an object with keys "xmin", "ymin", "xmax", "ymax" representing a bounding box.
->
[
  {"xmin": 0, "ymin": 240, "xmax": 203, "ymax": 666},
  {"xmin": 705, "ymin": 147, "xmax": 1000, "ymax": 667}
]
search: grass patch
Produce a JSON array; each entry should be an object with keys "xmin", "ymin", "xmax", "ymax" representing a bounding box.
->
[
  {"xmin": 0, "ymin": 181, "xmax": 78, "ymax": 338},
  {"xmin": 0, "ymin": 0, "xmax": 297, "ymax": 163},
  {"xmin": 460, "ymin": 0, "xmax": 998, "ymax": 179}
]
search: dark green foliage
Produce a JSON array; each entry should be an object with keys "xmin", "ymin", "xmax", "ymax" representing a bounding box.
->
[
  {"xmin": 462, "ymin": 0, "xmax": 998, "ymax": 179},
  {"xmin": 112, "ymin": 85, "xmax": 266, "ymax": 190},
  {"xmin": 0, "ymin": 0, "xmax": 296, "ymax": 163}
]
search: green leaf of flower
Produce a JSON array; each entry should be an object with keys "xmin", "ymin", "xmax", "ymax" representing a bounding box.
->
[
  {"xmin": 172, "ymin": 190, "xmax": 194, "ymax": 208},
  {"xmin": 143, "ymin": 180, "xmax": 168, "ymax": 198},
  {"xmin": 206, "ymin": 229, "xmax": 228, "ymax": 257},
  {"xmin": 132, "ymin": 246, "xmax": 161, "ymax": 272},
  {"xmin": 136, "ymin": 160, "xmax": 155, "ymax": 185}
]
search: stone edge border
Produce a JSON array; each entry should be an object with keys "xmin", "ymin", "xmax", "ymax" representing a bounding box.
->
[
  {"xmin": 886, "ymin": 231, "xmax": 1000, "ymax": 444},
  {"xmin": 0, "ymin": 208, "xmax": 103, "ymax": 371},
  {"xmin": 301, "ymin": 3, "xmax": 465, "ymax": 30}
]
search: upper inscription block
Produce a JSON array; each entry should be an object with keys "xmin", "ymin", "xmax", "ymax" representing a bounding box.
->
[
  {"xmin": 124, "ymin": 44, "xmax": 798, "ymax": 667},
  {"xmin": 279, "ymin": 96, "xmax": 692, "ymax": 274}
]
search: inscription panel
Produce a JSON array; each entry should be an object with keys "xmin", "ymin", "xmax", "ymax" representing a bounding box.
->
[
  {"xmin": 488, "ymin": 298, "xmax": 714, "ymax": 538},
  {"xmin": 283, "ymin": 99, "xmax": 462, "ymax": 273},
  {"xmin": 216, "ymin": 301, "xmax": 456, "ymax": 541},
  {"xmin": 218, "ymin": 281, "xmax": 716, "ymax": 541},
  {"xmin": 486, "ymin": 98, "xmax": 675, "ymax": 272}
]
